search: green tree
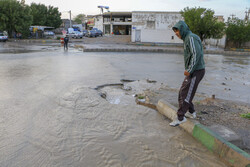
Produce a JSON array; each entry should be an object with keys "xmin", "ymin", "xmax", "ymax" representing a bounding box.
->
[
  {"xmin": 30, "ymin": 3, "xmax": 62, "ymax": 28},
  {"xmin": 46, "ymin": 6, "xmax": 62, "ymax": 28},
  {"xmin": 73, "ymin": 14, "xmax": 85, "ymax": 24},
  {"xmin": 30, "ymin": 3, "xmax": 47, "ymax": 26},
  {"xmin": 226, "ymin": 17, "xmax": 250, "ymax": 48},
  {"xmin": 0, "ymin": 0, "xmax": 32, "ymax": 38},
  {"xmin": 181, "ymin": 7, "xmax": 225, "ymax": 41}
]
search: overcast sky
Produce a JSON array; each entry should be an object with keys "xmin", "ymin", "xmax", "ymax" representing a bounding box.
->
[{"xmin": 25, "ymin": 0, "xmax": 250, "ymax": 20}]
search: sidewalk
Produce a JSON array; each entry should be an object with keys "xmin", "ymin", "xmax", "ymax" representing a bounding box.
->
[
  {"xmin": 7, "ymin": 37, "xmax": 250, "ymax": 55},
  {"xmin": 75, "ymin": 43, "xmax": 250, "ymax": 56},
  {"xmin": 135, "ymin": 86, "xmax": 250, "ymax": 167},
  {"xmin": 156, "ymin": 100, "xmax": 250, "ymax": 167},
  {"xmin": 8, "ymin": 38, "xmax": 59, "ymax": 43},
  {"xmin": 75, "ymin": 43, "xmax": 185, "ymax": 54}
]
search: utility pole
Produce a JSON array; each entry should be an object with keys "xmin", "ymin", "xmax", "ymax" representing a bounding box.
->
[
  {"xmin": 245, "ymin": 8, "xmax": 248, "ymax": 21},
  {"xmin": 247, "ymin": 8, "xmax": 250, "ymax": 21},
  {"xmin": 244, "ymin": 8, "xmax": 250, "ymax": 23},
  {"xmin": 69, "ymin": 10, "xmax": 72, "ymax": 28}
]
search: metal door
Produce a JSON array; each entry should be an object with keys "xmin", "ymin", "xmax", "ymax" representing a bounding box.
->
[{"xmin": 135, "ymin": 30, "xmax": 141, "ymax": 42}]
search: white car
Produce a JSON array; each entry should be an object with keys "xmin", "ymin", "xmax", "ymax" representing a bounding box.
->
[
  {"xmin": 0, "ymin": 32, "xmax": 8, "ymax": 42},
  {"xmin": 75, "ymin": 31, "xmax": 83, "ymax": 38},
  {"xmin": 44, "ymin": 31, "xmax": 55, "ymax": 36},
  {"xmin": 67, "ymin": 31, "xmax": 79, "ymax": 39}
]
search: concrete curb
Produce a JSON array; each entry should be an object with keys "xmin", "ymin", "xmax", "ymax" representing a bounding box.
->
[
  {"xmin": 81, "ymin": 47, "xmax": 250, "ymax": 56},
  {"xmin": 228, "ymin": 48, "xmax": 250, "ymax": 52},
  {"xmin": 204, "ymin": 50, "xmax": 250, "ymax": 56},
  {"xmin": 83, "ymin": 48, "xmax": 184, "ymax": 53},
  {"xmin": 157, "ymin": 99, "xmax": 250, "ymax": 167},
  {"xmin": 8, "ymin": 39, "xmax": 59, "ymax": 43}
]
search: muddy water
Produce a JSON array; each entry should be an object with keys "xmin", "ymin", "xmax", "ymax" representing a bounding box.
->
[
  {"xmin": 103, "ymin": 52, "xmax": 250, "ymax": 103},
  {"xmin": 0, "ymin": 47, "xmax": 238, "ymax": 166},
  {"xmin": 0, "ymin": 86, "xmax": 227, "ymax": 166}
]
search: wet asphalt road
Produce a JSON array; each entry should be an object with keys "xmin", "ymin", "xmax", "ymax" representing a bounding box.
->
[{"xmin": 0, "ymin": 42, "xmax": 249, "ymax": 166}]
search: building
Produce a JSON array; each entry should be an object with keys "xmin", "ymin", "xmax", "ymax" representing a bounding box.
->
[
  {"xmin": 89, "ymin": 11, "xmax": 183, "ymax": 44},
  {"xmin": 215, "ymin": 15, "xmax": 225, "ymax": 23},
  {"xmin": 94, "ymin": 12, "xmax": 132, "ymax": 35},
  {"xmin": 131, "ymin": 11, "xmax": 182, "ymax": 43},
  {"xmin": 86, "ymin": 15, "xmax": 96, "ymax": 29}
]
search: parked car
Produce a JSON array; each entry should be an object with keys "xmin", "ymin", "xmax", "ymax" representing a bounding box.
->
[
  {"xmin": 95, "ymin": 30, "xmax": 103, "ymax": 36},
  {"xmin": 67, "ymin": 31, "xmax": 79, "ymax": 39},
  {"xmin": 74, "ymin": 31, "xmax": 83, "ymax": 38},
  {"xmin": 86, "ymin": 30, "xmax": 97, "ymax": 37},
  {"xmin": 44, "ymin": 31, "xmax": 55, "ymax": 36},
  {"xmin": 82, "ymin": 30, "xmax": 88, "ymax": 36},
  {"xmin": 92, "ymin": 28, "xmax": 98, "ymax": 31},
  {"xmin": 92, "ymin": 28, "xmax": 103, "ymax": 36},
  {"xmin": 0, "ymin": 32, "xmax": 8, "ymax": 42}
]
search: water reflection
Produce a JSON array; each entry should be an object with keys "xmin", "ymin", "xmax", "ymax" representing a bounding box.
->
[{"xmin": 223, "ymin": 55, "xmax": 250, "ymax": 66}]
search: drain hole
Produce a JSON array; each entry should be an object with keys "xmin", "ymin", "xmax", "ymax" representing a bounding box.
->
[
  {"xmin": 96, "ymin": 83, "xmax": 135, "ymax": 105},
  {"xmin": 95, "ymin": 79, "xmax": 158, "ymax": 108},
  {"xmin": 94, "ymin": 83, "xmax": 124, "ymax": 90}
]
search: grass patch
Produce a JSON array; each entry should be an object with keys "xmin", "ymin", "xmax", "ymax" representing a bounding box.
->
[
  {"xmin": 138, "ymin": 96, "xmax": 145, "ymax": 99},
  {"xmin": 240, "ymin": 113, "xmax": 250, "ymax": 119},
  {"xmin": 195, "ymin": 101, "xmax": 201, "ymax": 105}
]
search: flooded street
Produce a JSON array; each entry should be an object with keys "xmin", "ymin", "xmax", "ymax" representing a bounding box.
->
[
  {"xmin": 0, "ymin": 43, "xmax": 249, "ymax": 166},
  {"xmin": 103, "ymin": 52, "xmax": 250, "ymax": 104}
]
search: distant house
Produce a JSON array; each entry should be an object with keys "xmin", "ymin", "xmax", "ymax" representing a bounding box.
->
[
  {"xmin": 93, "ymin": 12, "xmax": 132, "ymax": 35},
  {"xmin": 215, "ymin": 15, "xmax": 225, "ymax": 23},
  {"xmin": 131, "ymin": 11, "xmax": 182, "ymax": 43},
  {"xmin": 90, "ymin": 11, "xmax": 183, "ymax": 44},
  {"xmin": 29, "ymin": 26, "xmax": 54, "ymax": 38}
]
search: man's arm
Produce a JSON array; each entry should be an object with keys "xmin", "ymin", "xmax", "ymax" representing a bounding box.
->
[{"xmin": 186, "ymin": 36, "xmax": 202, "ymax": 74}]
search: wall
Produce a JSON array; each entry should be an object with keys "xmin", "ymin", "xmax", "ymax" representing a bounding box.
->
[
  {"xmin": 131, "ymin": 11, "xmax": 183, "ymax": 43},
  {"xmin": 242, "ymin": 41, "xmax": 250, "ymax": 48},
  {"xmin": 94, "ymin": 16, "xmax": 103, "ymax": 31},
  {"xmin": 205, "ymin": 35, "xmax": 226, "ymax": 48}
]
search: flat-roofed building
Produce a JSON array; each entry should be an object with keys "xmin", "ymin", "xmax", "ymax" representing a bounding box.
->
[
  {"xmin": 94, "ymin": 12, "xmax": 132, "ymax": 35},
  {"xmin": 131, "ymin": 11, "xmax": 183, "ymax": 43}
]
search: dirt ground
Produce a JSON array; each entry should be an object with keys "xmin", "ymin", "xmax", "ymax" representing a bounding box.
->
[{"xmin": 138, "ymin": 86, "xmax": 250, "ymax": 154}]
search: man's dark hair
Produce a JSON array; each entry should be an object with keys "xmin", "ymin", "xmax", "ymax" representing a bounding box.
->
[{"xmin": 172, "ymin": 27, "xmax": 178, "ymax": 31}]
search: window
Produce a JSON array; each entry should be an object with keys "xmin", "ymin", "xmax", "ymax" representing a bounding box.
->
[
  {"xmin": 146, "ymin": 21, "xmax": 155, "ymax": 29},
  {"xmin": 114, "ymin": 18, "xmax": 120, "ymax": 22},
  {"xmin": 104, "ymin": 18, "xmax": 110, "ymax": 22},
  {"xmin": 105, "ymin": 25, "xmax": 110, "ymax": 34}
]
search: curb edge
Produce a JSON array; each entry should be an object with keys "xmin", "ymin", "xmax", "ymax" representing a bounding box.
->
[{"xmin": 157, "ymin": 99, "xmax": 250, "ymax": 167}]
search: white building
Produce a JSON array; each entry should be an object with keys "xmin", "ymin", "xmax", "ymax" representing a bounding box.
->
[
  {"xmin": 131, "ymin": 11, "xmax": 183, "ymax": 43},
  {"xmin": 92, "ymin": 15, "xmax": 103, "ymax": 31},
  {"xmin": 93, "ymin": 12, "xmax": 132, "ymax": 35}
]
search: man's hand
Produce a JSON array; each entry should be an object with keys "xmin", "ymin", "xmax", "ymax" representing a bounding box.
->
[{"xmin": 184, "ymin": 70, "xmax": 190, "ymax": 76}]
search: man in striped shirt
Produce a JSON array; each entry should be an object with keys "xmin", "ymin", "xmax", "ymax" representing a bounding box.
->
[{"xmin": 170, "ymin": 20, "xmax": 205, "ymax": 127}]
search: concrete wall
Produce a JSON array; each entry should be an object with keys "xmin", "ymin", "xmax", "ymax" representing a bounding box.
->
[
  {"xmin": 205, "ymin": 35, "xmax": 226, "ymax": 48},
  {"xmin": 94, "ymin": 16, "xmax": 103, "ymax": 31},
  {"xmin": 242, "ymin": 41, "xmax": 250, "ymax": 48},
  {"xmin": 131, "ymin": 11, "xmax": 183, "ymax": 43}
]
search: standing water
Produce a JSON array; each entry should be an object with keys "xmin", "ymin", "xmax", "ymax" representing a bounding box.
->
[{"xmin": 0, "ymin": 46, "xmax": 245, "ymax": 166}]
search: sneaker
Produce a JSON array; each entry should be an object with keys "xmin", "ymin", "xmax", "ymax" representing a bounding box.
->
[
  {"xmin": 185, "ymin": 112, "xmax": 196, "ymax": 119},
  {"xmin": 169, "ymin": 117, "xmax": 187, "ymax": 127}
]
